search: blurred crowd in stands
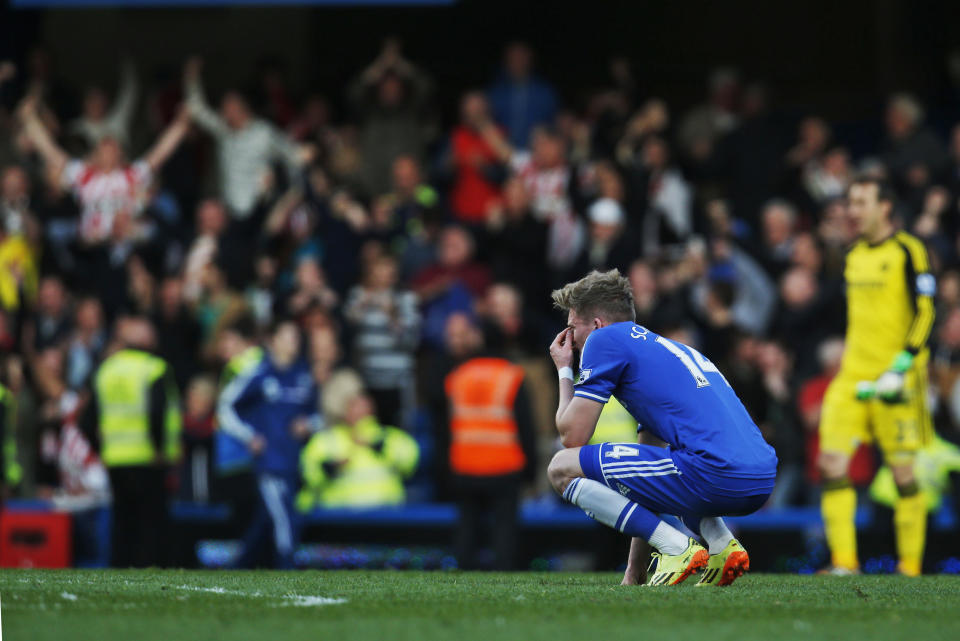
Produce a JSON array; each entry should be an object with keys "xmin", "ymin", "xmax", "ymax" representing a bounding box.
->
[{"xmin": 3, "ymin": 38, "xmax": 960, "ymax": 529}]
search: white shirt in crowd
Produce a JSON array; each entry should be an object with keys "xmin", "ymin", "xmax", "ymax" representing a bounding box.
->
[
  {"xmin": 186, "ymin": 77, "xmax": 299, "ymax": 218},
  {"xmin": 510, "ymin": 151, "xmax": 584, "ymax": 270},
  {"xmin": 42, "ymin": 392, "xmax": 111, "ymax": 512},
  {"xmin": 61, "ymin": 159, "xmax": 152, "ymax": 244}
]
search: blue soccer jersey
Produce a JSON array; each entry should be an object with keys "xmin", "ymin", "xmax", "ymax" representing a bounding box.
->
[
  {"xmin": 574, "ymin": 322, "xmax": 778, "ymax": 494},
  {"xmin": 218, "ymin": 356, "xmax": 320, "ymax": 478}
]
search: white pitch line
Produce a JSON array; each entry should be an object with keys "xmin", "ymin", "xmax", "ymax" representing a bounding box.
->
[
  {"xmin": 173, "ymin": 585, "xmax": 346, "ymax": 607},
  {"xmin": 276, "ymin": 595, "xmax": 348, "ymax": 607}
]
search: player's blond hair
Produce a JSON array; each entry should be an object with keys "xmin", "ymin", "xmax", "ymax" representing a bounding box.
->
[{"xmin": 551, "ymin": 269, "xmax": 636, "ymax": 323}]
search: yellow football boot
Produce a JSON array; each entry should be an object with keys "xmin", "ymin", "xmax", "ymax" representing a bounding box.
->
[
  {"xmin": 645, "ymin": 538, "xmax": 709, "ymax": 586},
  {"xmin": 695, "ymin": 538, "xmax": 750, "ymax": 587}
]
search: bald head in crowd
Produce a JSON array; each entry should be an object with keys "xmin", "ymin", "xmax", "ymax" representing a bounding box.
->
[
  {"xmin": 886, "ymin": 93, "xmax": 924, "ymax": 140},
  {"xmin": 116, "ymin": 316, "xmax": 157, "ymax": 351}
]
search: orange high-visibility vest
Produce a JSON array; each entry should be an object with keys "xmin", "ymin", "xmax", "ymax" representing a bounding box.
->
[{"xmin": 445, "ymin": 357, "xmax": 526, "ymax": 477}]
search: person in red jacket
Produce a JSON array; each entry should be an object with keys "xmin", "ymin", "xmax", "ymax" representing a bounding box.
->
[{"xmin": 449, "ymin": 91, "xmax": 511, "ymax": 224}]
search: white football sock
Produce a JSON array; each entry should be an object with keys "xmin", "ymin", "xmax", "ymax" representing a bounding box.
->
[
  {"xmin": 648, "ymin": 521, "xmax": 690, "ymax": 555},
  {"xmin": 563, "ymin": 477, "xmax": 630, "ymax": 527},
  {"xmin": 699, "ymin": 516, "xmax": 734, "ymax": 554},
  {"xmin": 563, "ymin": 478, "xmax": 688, "ymax": 551}
]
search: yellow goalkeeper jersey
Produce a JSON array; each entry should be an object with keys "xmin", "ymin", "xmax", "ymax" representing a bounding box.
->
[{"xmin": 839, "ymin": 230, "xmax": 935, "ymax": 380}]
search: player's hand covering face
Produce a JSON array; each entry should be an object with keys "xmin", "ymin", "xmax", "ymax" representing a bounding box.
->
[
  {"xmin": 565, "ymin": 310, "xmax": 599, "ymax": 353},
  {"xmin": 550, "ymin": 328, "xmax": 575, "ymax": 370}
]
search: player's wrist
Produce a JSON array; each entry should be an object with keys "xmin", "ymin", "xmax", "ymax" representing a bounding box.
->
[
  {"xmin": 890, "ymin": 350, "xmax": 914, "ymax": 374},
  {"xmin": 558, "ymin": 366, "xmax": 574, "ymax": 382}
]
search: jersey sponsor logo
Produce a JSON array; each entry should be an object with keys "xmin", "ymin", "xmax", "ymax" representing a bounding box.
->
[
  {"xmin": 263, "ymin": 377, "xmax": 281, "ymax": 400},
  {"xmin": 917, "ymin": 273, "xmax": 936, "ymax": 296},
  {"xmin": 848, "ymin": 280, "xmax": 885, "ymax": 289},
  {"xmin": 577, "ymin": 368, "xmax": 592, "ymax": 384},
  {"xmin": 617, "ymin": 483, "xmax": 630, "ymax": 496}
]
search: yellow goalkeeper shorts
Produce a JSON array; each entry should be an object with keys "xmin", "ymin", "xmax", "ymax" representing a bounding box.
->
[{"xmin": 820, "ymin": 368, "xmax": 931, "ymax": 464}]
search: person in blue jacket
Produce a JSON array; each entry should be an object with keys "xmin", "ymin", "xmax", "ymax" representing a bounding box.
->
[
  {"xmin": 487, "ymin": 42, "xmax": 558, "ymax": 149},
  {"xmin": 218, "ymin": 317, "xmax": 320, "ymax": 568}
]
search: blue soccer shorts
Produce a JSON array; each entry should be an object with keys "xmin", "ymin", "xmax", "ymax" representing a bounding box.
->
[{"xmin": 578, "ymin": 442, "xmax": 769, "ymax": 530}]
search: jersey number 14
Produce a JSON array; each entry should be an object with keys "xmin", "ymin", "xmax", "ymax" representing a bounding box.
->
[{"xmin": 654, "ymin": 336, "xmax": 729, "ymax": 389}]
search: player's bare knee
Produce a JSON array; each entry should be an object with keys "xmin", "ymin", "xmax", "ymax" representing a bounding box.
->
[
  {"xmin": 548, "ymin": 449, "xmax": 580, "ymax": 495},
  {"xmin": 546, "ymin": 450, "xmax": 569, "ymax": 494},
  {"xmin": 818, "ymin": 451, "xmax": 849, "ymax": 481},
  {"xmin": 891, "ymin": 463, "xmax": 917, "ymax": 495}
]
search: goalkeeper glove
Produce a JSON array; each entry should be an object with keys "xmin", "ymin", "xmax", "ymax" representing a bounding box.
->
[
  {"xmin": 874, "ymin": 350, "xmax": 913, "ymax": 403},
  {"xmin": 855, "ymin": 380, "xmax": 876, "ymax": 401}
]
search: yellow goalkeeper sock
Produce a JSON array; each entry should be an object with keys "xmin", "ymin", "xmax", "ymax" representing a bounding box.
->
[
  {"xmin": 894, "ymin": 484, "xmax": 926, "ymax": 577},
  {"xmin": 821, "ymin": 478, "xmax": 858, "ymax": 570}
]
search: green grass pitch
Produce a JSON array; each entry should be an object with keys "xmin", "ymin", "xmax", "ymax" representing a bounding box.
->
[{"xmin": 2, "ymin": 570, "xmax": 959, "ymax": 641}]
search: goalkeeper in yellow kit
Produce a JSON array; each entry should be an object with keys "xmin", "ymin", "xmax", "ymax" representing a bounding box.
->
[{"xmin": 819, "ymin": 176, "xmax": 935, "ymax": 576}]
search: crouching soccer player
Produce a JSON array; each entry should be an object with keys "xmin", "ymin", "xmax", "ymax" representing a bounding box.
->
[{"xmin": 547, "ymin": 270, "xmax": 778, "ymax": 586}]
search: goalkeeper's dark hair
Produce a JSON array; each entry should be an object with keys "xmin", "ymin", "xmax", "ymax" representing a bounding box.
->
[
  {"xmin": 850, "ymin": 174, "xmax": 896, "ymax": 206},
  {"xmin": 551, "ymin": 269, "xmax": 636, "ymax": 323}
]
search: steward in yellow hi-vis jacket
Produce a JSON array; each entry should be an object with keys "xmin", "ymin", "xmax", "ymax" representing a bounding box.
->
[
  {"xmin": 81, "ymin": 317, "xmax": 181, "ymax": 568},
  {"xmin": 819, "ymin": 177, "xmax": 935, "ymax": 577},
  {"xmin": 297, "ymin": 393, "xmax": 418, "ymax": 511},
  {"xmin": 870, "ymin": 434, "xmax": 960, "ymax": 513},
  {"xmin": 588, "ymin": 396, "xmax": 640, "ymax": 445}
]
